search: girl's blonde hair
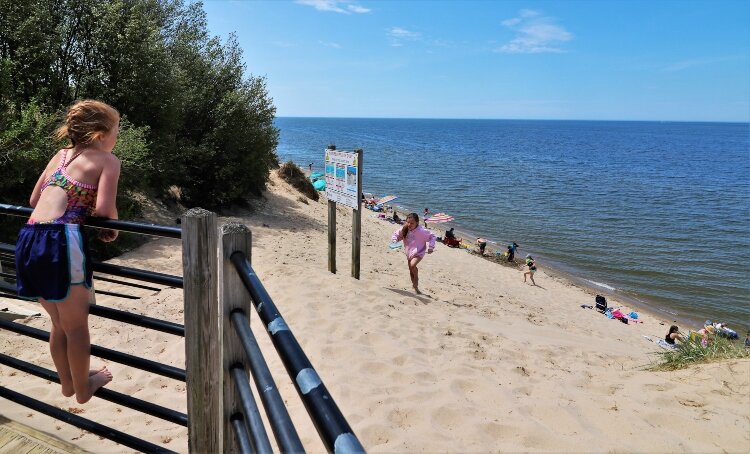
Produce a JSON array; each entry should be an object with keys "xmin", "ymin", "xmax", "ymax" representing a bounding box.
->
[{"xmin": 53, "ymin": 100, "xmax": 119, "ymax": 146}]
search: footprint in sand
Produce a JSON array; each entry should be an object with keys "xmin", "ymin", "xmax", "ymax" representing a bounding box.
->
[{"xmin": 677, "ymin": 397, "xmax": 705, "ymax": 408}]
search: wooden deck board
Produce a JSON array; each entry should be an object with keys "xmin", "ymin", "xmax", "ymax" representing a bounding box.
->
[{"xmin": 0, "ymin": 415, "xmax": 88, "ymax": 454}]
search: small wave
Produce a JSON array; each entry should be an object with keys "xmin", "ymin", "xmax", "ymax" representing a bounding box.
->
[{"xmin": 584, "ymin": 279, "xmax": 616, "ymax": 291}]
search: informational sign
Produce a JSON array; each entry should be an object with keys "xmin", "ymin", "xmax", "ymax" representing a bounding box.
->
[{"xmin": 324, "ymin": 149, "xmax": 360, "ymax": 210}]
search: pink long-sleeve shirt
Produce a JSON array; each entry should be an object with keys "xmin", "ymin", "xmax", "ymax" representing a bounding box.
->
[{"xmin": 392, "ymin": 225, "xmax": 437, "ymax": 260}]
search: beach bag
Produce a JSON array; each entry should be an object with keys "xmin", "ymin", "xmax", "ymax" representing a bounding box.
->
[{"xmin": 595, "ymin": 295, "xmax": 607, "ymax": 312}]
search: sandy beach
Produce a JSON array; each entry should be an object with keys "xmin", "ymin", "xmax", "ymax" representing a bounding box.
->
[{"xmin": 1, "ymin": 172, "xmax": 748, "ymax": 453}]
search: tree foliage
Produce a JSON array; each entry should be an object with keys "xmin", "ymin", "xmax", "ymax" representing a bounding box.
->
[{"xmin": 0, "ymin": 0, "xmax": 279, "ymax": 231}]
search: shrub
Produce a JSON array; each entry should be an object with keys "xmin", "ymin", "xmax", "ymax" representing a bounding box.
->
[
  {"xmin": 649, "ymin": 335, "xmax": 750, "ymax": 371},
  {"xmin": 278, "ymin": 161, "xmax": 319, "ymax": 201}
]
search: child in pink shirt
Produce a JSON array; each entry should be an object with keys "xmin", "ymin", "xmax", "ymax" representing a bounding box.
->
[{"xmin": 392, "ymin": 213, "xmax": 436, "ymax": 294}]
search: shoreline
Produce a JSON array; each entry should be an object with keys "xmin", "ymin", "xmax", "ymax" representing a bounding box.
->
[
  {"xmin": 382, "ymin": 202, "xmax": 715, "ymax": 333},
  {"xmin": 310, "ymin": 164, "xmax": 730, "ymax": 333}
]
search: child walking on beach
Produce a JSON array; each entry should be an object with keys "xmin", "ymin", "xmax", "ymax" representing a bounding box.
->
[
  {"xmin": 392, "ymin": 213, "xmax": 436, "ymax": 294},
  {"xmin": 521, "ymin": 254, "xmax": 537, "ymax": 285},
  {"xmin": 15, "ymin": 100, "xmax": 121, "ymax": 403}
]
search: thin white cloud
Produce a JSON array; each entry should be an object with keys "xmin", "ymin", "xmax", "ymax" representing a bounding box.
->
[
  {"xmin": 387, "ymin": 27, "xmax": 421, "ymax": 47},
  {"xmin": 319, "ymin": 40, "xmax": 342, "ymax": 49},
  {"xmin": 497, "ymin": 10, "xmax": 572, "ymax": 54},
  {"xmin": 346, "ymin": 4, "xmax": 371, "ymax": 13},
  {"xmin": 296, "ymin": 0, "xmax": 370, "ymax": 14},
  {"xmin": 661, "ymin": 55, "xmax": 742, "ymax": 72}
]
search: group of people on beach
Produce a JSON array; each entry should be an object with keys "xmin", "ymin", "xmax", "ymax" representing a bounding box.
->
[
  {"xmin": 388, "ymin": 210, "xmax": 538, "ymax": 294},
  {"xmin": 662, "ymin": 321, "xmax": 749, "ymax": 349}
]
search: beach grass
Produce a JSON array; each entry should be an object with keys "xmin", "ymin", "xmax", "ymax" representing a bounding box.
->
[{"xmin": 650, "ymin": 336, "xmax": 750, "ymax": 371}]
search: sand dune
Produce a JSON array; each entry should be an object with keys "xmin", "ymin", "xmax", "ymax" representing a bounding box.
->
[{"xmin": 1, "ymin": 173, "xmax": 748, "ymax": 453}]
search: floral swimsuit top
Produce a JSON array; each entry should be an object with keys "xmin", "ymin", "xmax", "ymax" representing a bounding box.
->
[{"xmin": 29, "ymin": 149, "xmax": 98, "ymax": 225}]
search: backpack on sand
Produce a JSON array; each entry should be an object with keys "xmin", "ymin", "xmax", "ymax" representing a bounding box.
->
[{"xmin": 595, "ymin": 295, "xmax": 607, "ymax": 313}]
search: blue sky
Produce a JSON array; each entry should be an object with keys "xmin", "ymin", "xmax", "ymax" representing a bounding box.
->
[{"xmin": 203, "ymin": 0, "xmax": 750, "ymax": 122}]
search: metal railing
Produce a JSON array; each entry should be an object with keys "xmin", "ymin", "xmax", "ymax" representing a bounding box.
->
[
  {"xmin": 1, "ymin": 207, "xmax": 364, "ymax": 453},
  {"xmin": 0, "ymin": 207, "xmax": 185, "ymax": 452},
  {"xmin": 218, "ymin": 223, "xmax": 365, "ymax": 454}
]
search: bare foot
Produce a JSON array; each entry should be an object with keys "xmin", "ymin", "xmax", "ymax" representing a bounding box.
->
[
  {"xmin": 414, "ymin": 287, "xmax": 422, "ymax": 295},
  {"xmin": 89, "ymin": 366, "xmax": 107, "ymax": 376},
  {"xmin": 75, "ymin": 369, "xmax": 113, "ymax": 404},
  {"xmin": 62, "ymin": 367, "xmax": 109, "ymax": 397}
]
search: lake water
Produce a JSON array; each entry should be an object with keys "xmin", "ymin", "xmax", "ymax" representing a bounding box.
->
[{"xmin": 275, "ymin": 117, "xmax": 750, "ymax": 330}]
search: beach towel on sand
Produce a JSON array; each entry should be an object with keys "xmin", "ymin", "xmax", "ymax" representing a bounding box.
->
[{"xmin": 643, "ymin": 335, "xmax": 677, "ymax": 350}]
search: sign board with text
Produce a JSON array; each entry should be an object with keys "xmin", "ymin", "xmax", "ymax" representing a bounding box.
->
[{"xmin": 324, "ymin": 149, "xmax": 360, "ymax": 210}]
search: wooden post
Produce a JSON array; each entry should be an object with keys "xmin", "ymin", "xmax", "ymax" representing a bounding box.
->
[
  {"xmin": 328, "ymin": 200, "xmax": 336, "ymax": 274},
  {"xmin": 219, "ymin": 223, "xmax": 253, "ymax": 454},
  {"xmin": 182, "ymin": 208, "xmax": 221, "ymax": 454},
  {"xmin": 351, "ymin": 148, "xmax": 363, "ymax": 279}
]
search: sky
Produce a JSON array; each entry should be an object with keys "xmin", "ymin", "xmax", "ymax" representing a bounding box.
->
[{"xmin": 203, "ymin": 0, "xmax": 750, "ymax": 122}]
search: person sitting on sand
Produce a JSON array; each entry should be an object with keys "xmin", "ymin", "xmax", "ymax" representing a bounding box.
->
[
  {"xmin": 392, "ymin": 212, "xmax": 401, "ymax": 224},
  {"xmin": 443, "ymin": 228, "xmax": 460, "ymax": 247},
  {"xmin": 476, "ymin": 238, "xmax": 487, "ymax": 255},
  {"xmin": 665, "ymin": 325, "xmax": 684, "ymax": 345},
  {"xmin": 392, "ymin": 213, "xmax": 436, "ymax": 294},
  {"xmin": 520, "ymin": 254, "xmax": 537, "ymax": 285},
  {"xmin": 745, "ymin": 331, "xmax": 750, "ymax": 348}
]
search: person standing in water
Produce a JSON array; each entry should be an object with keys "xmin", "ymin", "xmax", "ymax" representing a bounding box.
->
[
  {"xmin": 15, "ymin": 100, "xmax": 121, "ymax": 403},
  {"xmin": 392, "ymin": 213, "xmax": 436, "ymax": 294}
]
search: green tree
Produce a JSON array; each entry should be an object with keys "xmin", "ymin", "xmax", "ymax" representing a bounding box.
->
[{"xmin": 0, "ymin": 0, "xmax": 280, "ymax": 236}]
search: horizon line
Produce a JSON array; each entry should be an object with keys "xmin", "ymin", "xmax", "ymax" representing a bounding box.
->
[{"xmin": 275, "ymin": 115, "xmax": 749, "ymax": 124}]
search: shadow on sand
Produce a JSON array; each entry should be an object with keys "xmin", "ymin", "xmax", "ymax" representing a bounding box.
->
[{"xmin": 386, "ymin": 287, "xmax": 432, "ymax": 305}]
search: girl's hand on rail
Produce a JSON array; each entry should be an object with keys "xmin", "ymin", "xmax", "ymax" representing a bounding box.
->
[{"xmin": 99, "ymin": 229, "xmax": 119, "ymax": 242}]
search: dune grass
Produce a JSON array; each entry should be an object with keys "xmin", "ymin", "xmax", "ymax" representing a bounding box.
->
[{"xmin": 650, "ymin": 335, "xmax": 750, "ymax": 371}]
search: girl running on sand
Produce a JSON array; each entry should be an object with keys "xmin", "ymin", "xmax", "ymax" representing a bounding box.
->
[
  {"xmin": 521, "ymin": 254, "xmax": 537, "ymax": 285},
  {"xmin": 392, "ymin": 213, "xmax": 436, "ymax": 294},
  {"xmin": 15, "ymin": 100, "xmax": 121, "ymax": 403}
]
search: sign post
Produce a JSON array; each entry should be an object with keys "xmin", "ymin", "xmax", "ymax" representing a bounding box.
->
[
  {"xmin": 351, "ymin": 149, "xmax": 363, "ymax": 279},
  {"xmin": 324, "ymin": 145, "xmax": 362, "ymax": 278}
]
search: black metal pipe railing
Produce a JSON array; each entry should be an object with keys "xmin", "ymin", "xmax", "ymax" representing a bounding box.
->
[
  {"xmin": 0, "ymin": 242, "xmax": 183, "ymax": 289},
  {"xmin": 230, "ymin": 252, "xmax": 365, "ymax": 453},
  {"xmin": 0, "ymin": 243, "xmax": 14, "ymax": 256},
  {"xmin": 2, "ymin": 274, "xmax": 141, "ymax": 300},
  {"xmin": 0, "ymin": 277, "xmax": 182, "ymax": 336},
  {"xmin": 88, "ymin": 305, "xmax": 185, "ymax": 337},
  {"xmin": 0, "ymin": 353, "xmax": 187, "ymax": 426},
  {"xmin": 231, "ymin": 414, "xmax": 254, "ymax": 454},
  {"xmin": 0, "ymin": 290, "xmax": 28, "ymax": 302},
  {"xmin": 93, "ymin": 274, "xmax": 161, "ymax": 292},
  {"xmin": 0, "ymin": 386, "xmax": 177, "ymax": 453},
  {"xmin": 231, "ymin": 310, "xmax": 303, "ymax": 453},
  {"xmin": 0, "ymin": 319, "xmax": 186, "ymax": 381},
  {"xmin": 93, "ymin": 288, "xmax": 140, "ymax": 299},
  {"xmin": 90, "ymin": 261, "xmax": 184, "ymax": 288},
  {"xmin": 0, "ymin": 204, "xmax": 181, "ymax": 239},
  {"xmin": 230, "ymin": 365, "xmax": 274, "ymax": 454}
]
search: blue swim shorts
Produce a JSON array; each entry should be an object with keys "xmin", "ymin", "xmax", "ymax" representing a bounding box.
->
[{"xmin": 15, "ymin": 224, "xmax": 92, "ymax": 302}]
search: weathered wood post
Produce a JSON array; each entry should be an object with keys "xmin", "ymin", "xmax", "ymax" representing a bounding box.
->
[
  {"xmin": 351, "ymin": 148, "xmax": 363, "ymax": 279},
  {"xmin": 328, "ymin": 200, "xmax": 337, "ymax": 274},
  {"xmin": 182, "ymin": 208, "xmax": 221, "ymax": 453},
  {"xmin": 219, "ymin": 223, "xmax": 253, "ymax": 453}
]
